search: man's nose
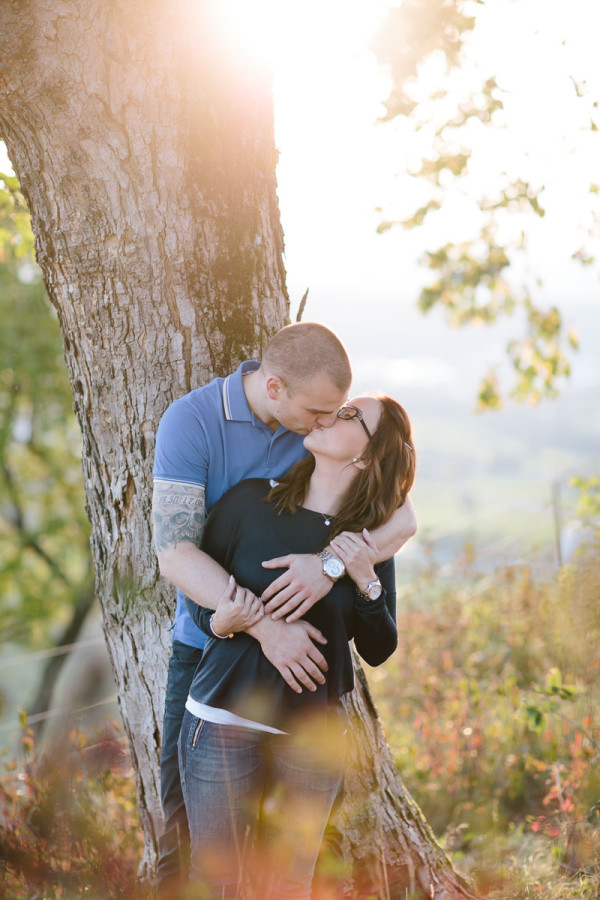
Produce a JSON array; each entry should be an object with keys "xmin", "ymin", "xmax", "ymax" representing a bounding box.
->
[{"xmin": 315, "ymin": 412, "xmax": 337, "ymax": 428}]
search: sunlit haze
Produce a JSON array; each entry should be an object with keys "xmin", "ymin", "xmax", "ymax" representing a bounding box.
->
[
  {"xmin": 2, "ymin": 0, "xmax": 598, "ymax": 562},
  {"xmin": 220, "ymin": 0, "xmax": 600, "ymax": 563}
]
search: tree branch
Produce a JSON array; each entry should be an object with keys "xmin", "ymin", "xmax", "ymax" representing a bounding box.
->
[{"xmin": 28, "ymin": 580, "xmax": 96, "ymax": 737}]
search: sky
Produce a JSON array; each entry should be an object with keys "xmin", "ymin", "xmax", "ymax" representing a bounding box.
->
[{"xmin": 264, "ymin": 0, "xmax": 599, "ymax": 326}]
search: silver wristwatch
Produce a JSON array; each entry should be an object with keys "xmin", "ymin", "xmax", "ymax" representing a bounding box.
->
[
  {"xmin": 356, "ymin": 579, "xmax": 383, "ymax": 601},
  {"xmin": 317, "ymin": 548, "xmax": 345, "ymax": 582}
]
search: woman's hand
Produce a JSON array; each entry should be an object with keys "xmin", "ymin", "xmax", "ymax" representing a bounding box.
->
[
  {"xmin": 211, "ymin": 575, "xmax": 264, "ymax": 636},
  {"xmin": 329, "ymin": 529, "xmax": 378, "ymax": 592}
]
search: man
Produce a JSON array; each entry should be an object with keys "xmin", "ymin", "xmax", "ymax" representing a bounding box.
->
[{"xmin": 152, "ymin": 322, "xmax": 416, "ymax": 895}]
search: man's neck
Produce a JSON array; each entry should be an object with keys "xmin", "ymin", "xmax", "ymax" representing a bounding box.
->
[{"xmin": 242, "ymin": 368, "xmax": 279, "ymax": 431}]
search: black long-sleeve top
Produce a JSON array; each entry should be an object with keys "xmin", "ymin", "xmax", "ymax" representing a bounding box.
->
[{"xmin": 186, "ymin": 478, "xmax": 397, "ymax": 732}]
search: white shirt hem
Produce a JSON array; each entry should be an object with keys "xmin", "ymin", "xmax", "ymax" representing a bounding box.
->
[{"xmin": 185, "ymin": 696, "xmax": 287, "ymax": 735}]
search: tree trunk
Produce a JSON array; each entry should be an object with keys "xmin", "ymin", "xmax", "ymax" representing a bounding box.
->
[
  {"xmin": 340, "ymin": 654, "xmax": 475, "ymax": 898},
  {"xmin": 0, "ymin": 2, "xmax": 476, "ymax": 896}
]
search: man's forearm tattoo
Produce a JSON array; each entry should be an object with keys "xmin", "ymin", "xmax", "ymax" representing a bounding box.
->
[{"xmin": 152, "ymin": 481, "xmax": 206, "ymax": 552}]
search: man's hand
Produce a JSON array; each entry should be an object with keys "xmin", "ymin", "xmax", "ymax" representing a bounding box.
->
[
  {"xmin": 211, "ymin": 575, "xmax": 264, "ymax": 637},
  {"xmin": 247, "ymin": 616, "xmax": 328, "ymax": 694},
  {"xmin": 261, "ymin": 553, "xmax": 332, "ymax": 622}
]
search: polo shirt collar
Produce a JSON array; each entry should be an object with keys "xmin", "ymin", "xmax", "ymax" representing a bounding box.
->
[{"xmin": 222, "ymin": 360, "xmax": 260, "ymax": 422}]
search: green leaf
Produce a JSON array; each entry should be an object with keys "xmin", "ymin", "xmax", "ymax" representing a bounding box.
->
[{"xmin": 523, "ymin": 703, "xmax": 546, "ymax": 732}]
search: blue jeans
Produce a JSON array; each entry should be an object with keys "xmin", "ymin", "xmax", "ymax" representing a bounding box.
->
[
  {"xmin": 179, "ymin": 709, "xmax": 345, "ymax": 900},
  {"xmin": 157, "ymin": 640, "xmax": 203, "ymax": 895}
]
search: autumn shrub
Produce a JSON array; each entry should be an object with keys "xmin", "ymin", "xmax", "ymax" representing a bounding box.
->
[
  {"xmin": 369, "ymin": 541, "xmax": 600, "ymax": 884},
  {"xmin": 0, "ymin": 720, "xmax": 146, "ymax": 899}
]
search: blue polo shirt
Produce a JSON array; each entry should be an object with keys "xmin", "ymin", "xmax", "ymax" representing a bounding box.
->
[{"xmin": 153, "ymin": 361, "xmax": 308, "ymax": 648}]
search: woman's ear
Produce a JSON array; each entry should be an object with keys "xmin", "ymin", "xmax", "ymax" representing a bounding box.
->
[{"xmin": 352, "ymin": 456, "xmax": 368, "ymax": 470}]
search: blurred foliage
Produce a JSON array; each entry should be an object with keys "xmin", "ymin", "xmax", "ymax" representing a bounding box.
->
[
  {"xmin": 570, "ymin": 475, "xmax": 600, "ymax": 534},
  {"xmin": 372, "ymin": 0, "xmax": 477, "ymax": 121},
  {"xmin": 369, "ymin": 539, "xmax": 600, "ymax": 897},
  {"xmin": 0, "ymin": 720, "xmax": 145, "ymax": 899},
  {"xmin": 372, "ymin": 0, "xmax": 599, "ymax": 410},
  {"xmin": 1, "ymin": 542, "xmax": 597, "ymax": 898},
  {"xmin": 0, "ymin": 167, "xmax": 93, "ymax": 651}
]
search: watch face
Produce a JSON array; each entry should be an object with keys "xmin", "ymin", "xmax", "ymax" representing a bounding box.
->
[
  {"xmin": 367, "ymin": 581, "xmax": 382, "ymax": 600},
  {"xmin": 325, "ymin": 557, "xmax": 345, "ymax": 579}
]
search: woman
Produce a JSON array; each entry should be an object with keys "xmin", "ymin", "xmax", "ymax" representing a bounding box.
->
[{"xmin": 179, "ymin": 395, "xmax": 415, "ymax": 899}]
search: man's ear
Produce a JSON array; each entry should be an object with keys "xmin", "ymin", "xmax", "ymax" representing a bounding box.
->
[{"xmin": 266, "ymin": 376, "xmax": 283, "ymax": 400}]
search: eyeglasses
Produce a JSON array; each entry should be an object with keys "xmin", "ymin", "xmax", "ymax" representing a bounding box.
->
[
  {"xmin": 336, "ymin": 405, "xmax": 372, "ymax": 440},
  {"xmin": 337, "ymin": 404, "xmax": 415, "ymax": 452}
]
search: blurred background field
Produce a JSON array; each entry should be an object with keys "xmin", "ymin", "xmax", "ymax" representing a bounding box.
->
[{"xmin": 368, "ymin": 535, "xmax": 600, "ymax": 898}]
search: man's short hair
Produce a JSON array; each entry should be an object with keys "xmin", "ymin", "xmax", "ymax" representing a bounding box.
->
[{"xmin": 262, "ymin": 323, "xmax": 352, "ymax": 392}]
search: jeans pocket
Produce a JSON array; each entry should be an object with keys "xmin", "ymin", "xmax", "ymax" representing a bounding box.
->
[
  {"xmin": 191, "ymin": 717, "xmax": 205, "ymax": 750},
  {"xmin": 172, "ymin": 640, "xmax": 204, "ymax": 667}
]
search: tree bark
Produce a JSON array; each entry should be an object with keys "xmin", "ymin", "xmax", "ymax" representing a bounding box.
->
[
  {"xmin": 0, "ymin": 2, "xmax": 476, "ymax": 896},
  {"xmin": 339, "ymin": 654, "xmax": 475, "ymax": 898}
]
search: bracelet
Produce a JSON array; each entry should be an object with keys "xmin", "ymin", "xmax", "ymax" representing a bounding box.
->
[{"xmin": 209, "ymin": 613, "xmax": 233, "ymax": 640}]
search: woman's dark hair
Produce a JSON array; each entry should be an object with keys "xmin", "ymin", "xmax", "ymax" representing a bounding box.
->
[{"xmin": 266, "ymin": 395, "xmax": 415, "ymax": 540}]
